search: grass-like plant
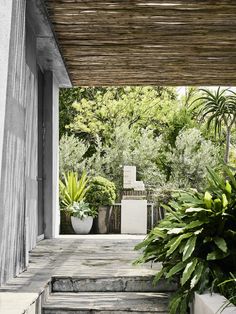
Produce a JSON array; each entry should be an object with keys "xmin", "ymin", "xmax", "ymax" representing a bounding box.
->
[
  {"xmin": 59, "ymin": 171, "xmax": 89, "ymax": 209},
  {"xmin": 218, "ymin": 273, "xmax": 236, "ymax": 311},
  {"xmin": 135, "ymin": 166, "xmax": 236, "ymax": 314}
]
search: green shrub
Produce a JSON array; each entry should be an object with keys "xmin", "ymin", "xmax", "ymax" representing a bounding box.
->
[
  {"xmin": 85, "ymin": 176, "xmax": 116, "ymax": 206},
  {"xmin": 59, "ymin": 171, "xmax": 89, "ymax": 209},
  {"xmin": 135, "ymin": 166, "xmax": 236, "ymax": 314}
]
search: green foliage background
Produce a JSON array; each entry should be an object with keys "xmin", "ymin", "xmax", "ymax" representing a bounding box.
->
[{"xmin": 59, "ymin": 86, "xmax": 236, "ymax": 197}]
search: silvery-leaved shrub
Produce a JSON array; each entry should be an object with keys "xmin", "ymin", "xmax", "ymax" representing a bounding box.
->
[
  {"xmin": 168, "ymin": 128, "xmax": 220, "ymax": 189},
  {"xmin": 70, "ymin": 201, "xmax": 97, "ymax": 219},
  {"xmin": 59, "ymin": 134, "xmax": 88, "ymax": 177}
]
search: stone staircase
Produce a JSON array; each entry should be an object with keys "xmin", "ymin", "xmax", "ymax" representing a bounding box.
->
[
  {"xmin": 43, "ymin": 273, "xmax": 173, "ymax": 313},
  {"xmin": 0, "ymin": 236, "xmax": 175, "ymax": 314}
]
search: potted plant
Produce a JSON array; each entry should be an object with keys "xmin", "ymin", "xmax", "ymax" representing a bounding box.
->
[
  {"xmin": 85, "ymin": 176, "xmax": 116, "ymax": 234},
  {"xmin": 70, "ymin": 201, "xmax": 97, "ymax": 234},
  {"xmin": 59, "ymin": 171, "xmax": 89, "ymax": 234}
]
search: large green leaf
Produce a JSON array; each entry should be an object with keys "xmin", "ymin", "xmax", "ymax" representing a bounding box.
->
[
  {"xmin": 166, "ymin": 233, "xmax": 192, "ymax": 257},
  {"xmin": 222, "ymin": 194, "xmax": 228, "ymax": 209},
  {"xmin": 179, "ymin": 296, "xmax": 188, "ymax": 314},
  {"xmin": 152, "ymin": 228, "xmax": 166, "ymax": 238},
  {"xmin": 185, "ymin": 220, "xmax": 205, "ymax": 230},
  {"xmin": 162, "ymin": 204, "xmax": 182, "ymax": 222},
  {"xmin": 181, "ymin": 258, "xmax": 198, "ymax": 286},
  {"xmin": 190, "ymin": 262, "xmax": 205, "ymax": 289},
  {"xmin": 169, "ymin": 294, "xmax": 182, "ymax": 314},
  {"xmin": 166, "ymin": 261, "xmax": 187, "ymax": 278},
  {"xmin": 182, "ymin": 235, "xmax": 197, "ymax": 262},
  {"xmin": 207, "ymin": 249, "xmax": 228, "ymax": 260},
  {"xmin": 185, "ymin": 207, "xmax": 211, "ymax": 213},
  {"xmin": 225, "ymin": 180, "xmax": 232, "ymax": 194},
  {"xmin": 223, "ymin": 166, "xmax": 236, "ymax": 189},
  {"xmin": 204, "ymin": 191, "xmax": 213, "ymax": 209},
  {"xmin": 214, "ymin": 237, "xmax": 228, "ymax": 253},
  {"xmin": 153, "ymin": 268, "xmax": 165, "ymax": 285},
  {"xmin": 167, "ymin": 228, "xmax": 184, "ymax": 235}
]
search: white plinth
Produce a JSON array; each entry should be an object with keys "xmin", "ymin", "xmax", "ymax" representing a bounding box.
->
[
  {"xmin": 121, "ymin": 200, "xmax": 147, "ymax": 234},
  {"xmin": 191, "ymin": 293, "xmax": 236, "ymax": 314}
]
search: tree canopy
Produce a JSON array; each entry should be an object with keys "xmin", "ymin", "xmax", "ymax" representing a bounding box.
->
[
  {"xmin": 59, "ymin": 86, "xmax": 235, "ymax": 195},
  {"xmin": 61, "ymin": 86, "xmax": 178, "ymax": 144}
]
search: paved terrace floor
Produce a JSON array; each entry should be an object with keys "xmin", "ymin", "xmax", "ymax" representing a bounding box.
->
[{"xmin": 0, "ymin": 235, "xmax": 161, "ymax": 314}]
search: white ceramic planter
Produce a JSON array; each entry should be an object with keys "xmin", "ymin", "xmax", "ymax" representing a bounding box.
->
[{"xmin": 71, "ymin": 216, "xmax": 93, "ymax": 234}]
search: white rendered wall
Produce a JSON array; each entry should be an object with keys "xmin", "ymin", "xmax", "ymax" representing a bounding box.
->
[
  {"xmin": 123, "ymin": 166, "xmax": 145, "ymax": 191},
  {"xmin": 121, "ymin": 200, "xmax": 147, "ymax": 234},
  {"xmin": 192, "ymin": 293, "xmax": 236, "ymax": 314}
]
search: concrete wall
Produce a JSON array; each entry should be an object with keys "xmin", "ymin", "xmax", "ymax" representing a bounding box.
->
[
  {"xmin": 43, "ymin": 71, "xmax": 60, "ymax": 239},
  {"xmin": 192, "ymin": 293, "xmax": 236, "ymax": 314},
  {"xmin": 0, "ymin": 0, "xmax": 27, "ymax": 285},
  {"xmin": 0, "ymin": 0, "xmax": 61, "ymax": 285}
]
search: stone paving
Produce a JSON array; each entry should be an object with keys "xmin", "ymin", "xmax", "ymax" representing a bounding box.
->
[{"xmin": 0, "ymin": 235, "xmax": 164, "ymax": 313}]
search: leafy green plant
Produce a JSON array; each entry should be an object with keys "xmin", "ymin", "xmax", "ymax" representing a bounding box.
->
[
  {"xmin": 70, "ymin": 201, "xmax": 97, "ymax": 220},
  {"xmin": 85, "ymin": 176, "xmax": 116, "ymax": 206},
  {"xmin": 135, "ymin": 166, "xmax": 236, "ymax": 314},
  {"xmin": 59, "ymin": 171, "xmax": 89, "ymax": 209}
]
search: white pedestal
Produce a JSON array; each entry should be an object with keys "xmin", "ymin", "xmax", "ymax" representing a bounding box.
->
[
  {"xmin": 121, "ymin": 200, "xmax": 147, "ymax": 234},
  {"xmin": 191, "ymin": 292, "xmax": 236, "ymax": 314}
]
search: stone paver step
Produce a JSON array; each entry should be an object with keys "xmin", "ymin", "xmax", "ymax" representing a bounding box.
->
[
  {"xmin": 51, "ymin": 275, "xmax": 175, "ymax": 293},
  {"xmin": 43, "ymin": 292, "xmax": 170, "ymax": 313}
]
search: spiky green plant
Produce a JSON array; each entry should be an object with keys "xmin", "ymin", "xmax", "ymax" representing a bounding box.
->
[
  {"xmin": 59, "ymin": 171, "xmax": 89, "ymax": 209},
  {"xmin": 195, "ymin": 87, "xmax": 236, "ymax": 163}
]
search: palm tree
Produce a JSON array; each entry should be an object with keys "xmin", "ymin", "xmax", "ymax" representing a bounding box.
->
[{"xmin": 196, "ymin": 87, "xmax": 236, "ymax": 164}]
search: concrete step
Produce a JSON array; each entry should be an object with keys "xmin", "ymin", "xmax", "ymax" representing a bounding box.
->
[
  {"xmin": 51, "ymin": 275, "xmax": 176, "ymax": 293},
  {"xmin": 43, "ymin": 292, "xmax": 170, "ymax": 313}
]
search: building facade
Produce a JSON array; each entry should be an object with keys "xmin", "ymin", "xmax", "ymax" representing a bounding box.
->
[
  {"xmin": 1, "ymin": 0, "xmax": 236, "ymax": 288},
  {"xmin": 0, "ymin": 0, "xmax": 71, "ymax": 285}
]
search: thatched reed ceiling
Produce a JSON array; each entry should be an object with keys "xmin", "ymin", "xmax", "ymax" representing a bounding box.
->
[{"xmin": 45, "ymin": 0, "xmax": 236, "ymax": 86}]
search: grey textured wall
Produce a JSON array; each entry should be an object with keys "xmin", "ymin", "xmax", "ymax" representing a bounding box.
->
[
  {"xmin": 43, "ymin": 72, "xmax": 60, "ymax": 239},
  {"xmin": 0, "ymin": 0, "xmax": 38, "ymax": 285},
  {"xmin": 25, "ymin": 21, "xmax": 38, "ymax": 252}
]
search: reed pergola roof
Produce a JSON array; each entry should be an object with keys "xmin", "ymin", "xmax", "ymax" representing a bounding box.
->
[{"xmin": 45, "ymin": 0, "xmax": 236, "ymax": 86}]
